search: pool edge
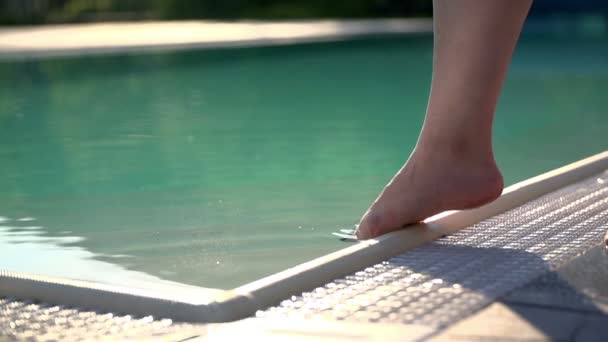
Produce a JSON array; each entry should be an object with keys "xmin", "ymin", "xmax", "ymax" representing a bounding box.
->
[{"xmin": 0, "ymin": 19, "xmax": 433, "ymax": 60}]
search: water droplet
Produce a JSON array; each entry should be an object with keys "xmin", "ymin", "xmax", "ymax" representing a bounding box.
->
[
  {"xmin": 298, "ymin": 226, "xmax": 302, "ymax": 229},
  {"xmin": 216, "ymin": 261, "xmax": 220, "ymax": 265},
  {"xmin": 598, "ymin": 178, "xmax": 605, "ymax": 184},
  {"xmin": 17, "ymin": 217, "xmax": 35, "ymax": 222}
]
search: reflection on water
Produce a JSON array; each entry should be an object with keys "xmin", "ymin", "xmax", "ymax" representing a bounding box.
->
[
  {"xmin": 1, "ymin": 32, "xmax": 607, "ymax": 289},
  {"xmin": 0, "ymin": 215, "xmax": 214, "ymax": 298}
]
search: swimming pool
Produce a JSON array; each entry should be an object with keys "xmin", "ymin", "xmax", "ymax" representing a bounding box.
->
[{"xmin": 1, "ymin": 29, "xmax": 607, "ymax": 290}]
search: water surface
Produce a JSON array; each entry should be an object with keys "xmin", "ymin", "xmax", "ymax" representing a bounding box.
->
[{"xmin": 1, "ymin": 31, "xmax": 607, "ymax": 289}]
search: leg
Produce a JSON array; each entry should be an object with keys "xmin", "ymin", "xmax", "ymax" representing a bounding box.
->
[{"xmin": 357, "ymin": 0, "xmax": 533, "ymax": 239}]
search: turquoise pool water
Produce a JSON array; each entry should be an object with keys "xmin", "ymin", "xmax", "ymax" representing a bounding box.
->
[{"xmin": 1, "ymin": 30, "xmax": 607, "ymax": 289}]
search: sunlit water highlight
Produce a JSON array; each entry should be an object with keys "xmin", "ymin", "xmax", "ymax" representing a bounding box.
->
[{"xmin": 0, "ymin": 216, "xmax": 217, "ymax": 300}]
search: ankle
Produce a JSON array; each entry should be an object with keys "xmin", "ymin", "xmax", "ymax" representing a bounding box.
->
[{"xmin": 415, "ymin": 134, "xmax": 496, "ymax": 166}]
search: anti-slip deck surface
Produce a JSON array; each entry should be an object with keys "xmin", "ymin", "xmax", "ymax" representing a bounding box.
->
[
  {"xmin": 2, "ymin": 170, "xmax": 608, "ymax": 340},
  {"xmin": 259, "ymin": 171, "xmax": 608, "ymax": 328},
  {"xmin": 0, "ymin": 296, "xmax": 201, "ymax": 341}
]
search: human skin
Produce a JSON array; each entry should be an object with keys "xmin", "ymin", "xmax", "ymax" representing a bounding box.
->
[{"xmin": 356, "ymin": 0, "xmax": 534, "ymax": 239}]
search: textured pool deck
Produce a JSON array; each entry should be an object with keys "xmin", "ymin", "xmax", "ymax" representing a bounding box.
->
[
  {"xmin": 4, "ymin": 258, "xmax": 606, "ymax": 341},
  {"xmin": 0, "ymin": 19, "xmax": 431, "ymax": 59},
  {"xmin": 212, "ymin": 262, "xmax": 608, "ymax": 341},
  {"xmin": 432, "ymin": 245, "xmax": 608, "ymax": 341}
]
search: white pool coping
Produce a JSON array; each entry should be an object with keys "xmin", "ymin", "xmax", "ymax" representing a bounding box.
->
[{"xmin": 0, "ymin": 18, "xmax": 432, "ymax": 60}]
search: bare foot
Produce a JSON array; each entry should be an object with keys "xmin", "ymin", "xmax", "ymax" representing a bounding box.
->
[{"xmin": 356, "ymin": 146, "xmax": 504, "ymax": 239}]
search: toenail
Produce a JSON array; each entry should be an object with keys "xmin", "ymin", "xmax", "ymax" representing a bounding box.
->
[
  {"xmin": 357, "ymin": 212, "xmax": 383, "ymax": 239},
  {"xmin": 356, "ymin": 226, "xmax": 369, "ymax": 240}
]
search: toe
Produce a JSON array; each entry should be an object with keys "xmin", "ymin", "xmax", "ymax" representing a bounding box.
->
[{"xmin": 356, "ymin": 210, "xmax": 384, "ymax": 240}]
